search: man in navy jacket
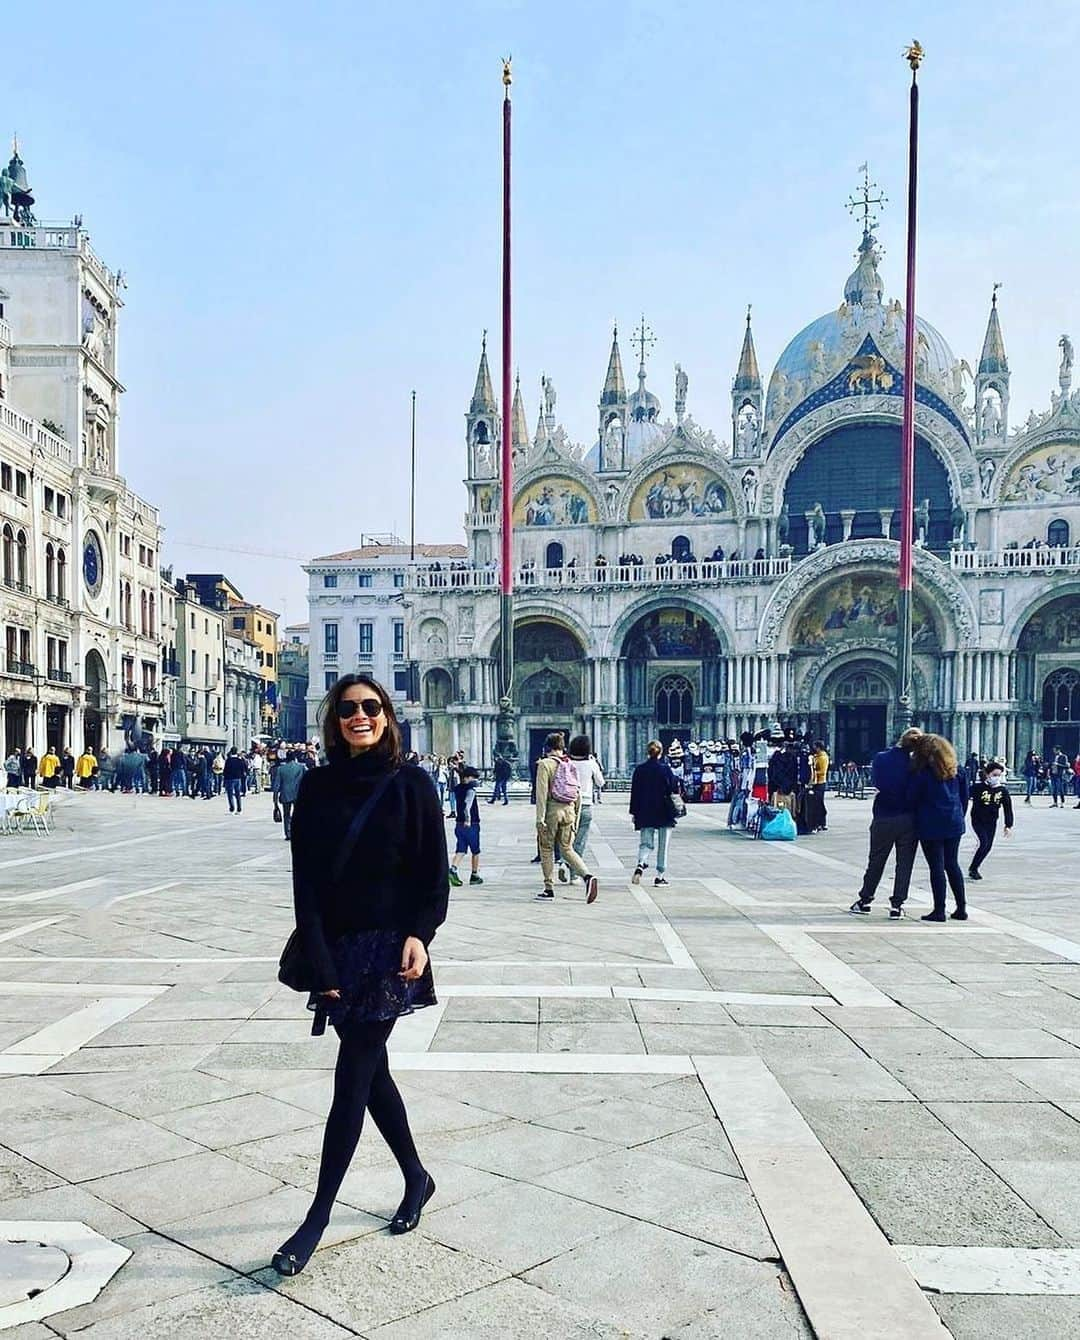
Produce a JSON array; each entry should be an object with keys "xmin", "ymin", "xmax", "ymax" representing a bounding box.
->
[{"xmin": 849, "ymin": 728, "xmax": 923, "ymax": 918}]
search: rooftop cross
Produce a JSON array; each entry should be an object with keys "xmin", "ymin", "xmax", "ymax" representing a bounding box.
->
[
  {"xmin": 846, "ymin": 163, "xmax": 887, "ymax": 240},
  {"xmin": 632, "ymin": 314, "xmax": 655, "ymax": 369}
]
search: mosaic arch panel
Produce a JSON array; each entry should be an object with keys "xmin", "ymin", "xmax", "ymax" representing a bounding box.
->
[
  {"xmin": 629, "ymin": 464, "xmax": 729, "ymax": 520},
  {"xmin": 622, "ymin": 608, "xmax": 722, "ymax": 659},
  {"xmin": 495, "ymin": 620, "xmax": 585, "ymax": 664},
  {"xmin": 1001, "ymin": 443, "xmax": 1080, "ymax": 503},
  {"xmin": 1019, "ymin": 594, "xmax": 1080, "ymax": 651},
  {"xmin": 513, "ymin": 477, "xmax": 597, "ymax": 527},
  {"xmin": 791, "ymin": 574, "xmax": 940, "ymax": 650}
]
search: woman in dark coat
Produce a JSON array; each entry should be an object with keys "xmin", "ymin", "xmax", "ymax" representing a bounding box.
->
[
  {"xmin": 911, "ymin": 733, "xmax": 969, "ymax": 922},
  {"xmin": 630, "ymin": 740, "xmax": 680, "ymax": 887},
  {"xmin": 272, "ymin": 674, "xmax": 448, "ymax": 1277}
]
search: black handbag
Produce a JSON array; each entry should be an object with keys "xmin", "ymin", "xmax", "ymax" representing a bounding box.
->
[{"xmin": 278, "ymin": 770, "xmax": 399, "ymax": 993}]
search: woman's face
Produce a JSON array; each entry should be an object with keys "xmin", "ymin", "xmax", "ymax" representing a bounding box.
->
[{"xmin": 337, "ymin": 683, "xmax": 387, "ymax": 755}]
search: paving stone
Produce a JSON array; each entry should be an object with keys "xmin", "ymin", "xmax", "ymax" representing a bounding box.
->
[
  {"xmin": 1001, "ymin": 1059, "xmax": 1080, "ymax": 1100},
  {"xmin": 990, "ymin": 1161, "xmax": 1080, "ymax": 1243},
  {"xmin": 0, "ymin": 1144, "xmax": 63, "ymax": 1198},
  {"xmin": 665, "ymin": 1271, "xmax": 814, "ymax": 1338},
  {"xmin": 441, "ymin": 1118, "xmax": 614, "ymax": 1180},
  {"xmin": 640, "ymin": 1023, "xmax": 756, "ymax": 1055},
  {"xmin": 84, "ymin": 1150, "xmax": 282, "ymax": 1224},
  {"xmin": 17, "ymin": 1111, "xmax": 204, "ymax": 1182},
  {"xmin": 441, "ymin": 995, "xmax": 539, "ymax": 1023},
  {"xmin": 795, "ymin": 1099, "xmax": 970, "ymax": 1163},
  {"xmin": 637, "ymin": 1121, "xmax": 744, "ymax": 1179},
  {"xmin": 762, "ymin": 1055, "xmax": 914, "ymax": 1102},
  {"xmin": 149, "ymin": 1092, "xmax": 322, "ymax": 1148},
  {"xmin": 52, "ymin": 1068, "xmax": 250, "ymax": 1118},
  {"xmin": 928, "ymin": 1101, "xmax": 1080, "ymax": 1161},
  {"xmin": 629, "ymin": 999, "xmax": 735, "ymax": 1025},
  {"xmin": 430, "ymin": 1021, "xmax": 539, "ymax": 1052},
  {"xmin": 538, "ymin": 1021, "xmax": 646, "ymax": 1053},
  {"xmin": 0, "ymin": 1182, "xmax": 143, "ymax": 1239},
  {"xmin": 941, "ymin": 1028, "xmax": 1080, "ymax": 1058},
  {"xmin": 881, "ymin": 1057, "xmax": 1041, "ymax": 1101},
  {"xmin": 539, "ymin": 996, "xmax": 636, "ymax": 1022},
  {"xmin": 932, "ymin": 1294, "xmax": 1080, "ymax": 1339}
]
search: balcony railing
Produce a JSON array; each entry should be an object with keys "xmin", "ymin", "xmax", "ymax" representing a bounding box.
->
[
  {"xmin": 122, "ymin": 681, "xmax": 139, "ymax": 698},
  {"xmin": 45, "ymin": 592, "xmax": 70, "ymax": 609},
  {"xmin": 142, "ymin": 687, "xmax": 161, "ymax": 702},
  {"xmin": 5, "ymin": 657, "xmax": 34, "ymax": 678},
  {"xmin": 0, "ymin": 402, "xmax": 72, "ymax": 464},
  {"xmin": 47, "ymin": 668, "xmax": 72, "ymax": 684},
  {"xmin": 406, "ymin": 557, "xmax": 792, "ymax": 593},
  {"xmin": 2, "ymin": 577, "xmax": 31, "ymax": 596},
  {"xmin": 0, "ymin": 317, "xmax": 10, "ymax": 347},
  {"xmin": 950, "ymin": 547, "xmax": 1080, "ymax": 573}
]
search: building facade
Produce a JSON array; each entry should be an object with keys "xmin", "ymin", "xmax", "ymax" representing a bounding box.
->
[
  {"xmin": 0, "ymin": 144, "xmax": 164, "ymax": 754},
  {"xmin": 405, "ymin": 203, "xmax": 1080, "ymax": 773},
  {"xmin": 277, "ymin": 624, "xmax": 310, "ymax": 742},
  {"xmin": 174, "ymin": 578, "xmax": 228, "ymax": 749},
  {"xmin": 304, "ymin": 537, "xmax": 467, "ymax": 743}
]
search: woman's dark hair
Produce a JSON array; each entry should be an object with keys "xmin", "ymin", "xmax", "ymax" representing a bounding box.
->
[
  {"xmin": 318, "ymin": 674, "xmax": 403, "ymax": 767},
  {"xmin": 568, "ymin": 734, "xmax": 591, "ymax": 759}
]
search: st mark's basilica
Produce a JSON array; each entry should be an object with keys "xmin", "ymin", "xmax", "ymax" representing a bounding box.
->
[{"xmin": 404, "ymin": 185, "xmax": 1080, "ymax": 775}]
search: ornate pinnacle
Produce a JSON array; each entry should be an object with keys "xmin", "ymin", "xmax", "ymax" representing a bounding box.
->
[
  {"xmin": 502, "ymin": 57, "xmax": 512, "ymax": 91},
  {"xmin": 904, "ymin": 40, "xmax": 924, "ymax": 72}
]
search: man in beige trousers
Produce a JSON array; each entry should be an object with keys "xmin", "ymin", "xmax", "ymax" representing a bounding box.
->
[{"xmin": 534, "ymin": 732, "xmax": 599, "ymax": 904}]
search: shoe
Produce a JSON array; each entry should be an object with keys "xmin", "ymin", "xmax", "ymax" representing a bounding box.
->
[
  {"xmin": 557, "ymin": 864, "xmax": 568, "ymax": 883},
  {"xmin": 967, "ymin": 869, "xmax": 982, "ymax": 881},
  {"xmin": 1024, "ymin": 798, "xmax": 1031, "ymax": 804},
  {"xmin": 272, "ymin": 1218, "xmax": 326, "ymax": 1277},
  {"xmin": 530, "ymin": 855, "xmax": 542, "ymax": 864},
  {"xmin": 536, "ymin": 888, "xmax": 554, "ymax": 900},
  {"xmin": 889, "ymin": 906, "xmax": 905, "ymax": 919},
  {"xmin": 950, "ymin": 909, "xmax": 968, "ymax": 921},
  {"xmin": 389, "ymin": 1174, "xmax": 436, "ymax": 1234},
  {"xmin": 632, "ymin": 866, "xmax": 643, "ymax": 885},
  {"xmin": 584, "ymin": 875, "xmax": 599, "ymax": 905},
  {"xmin": 654, "ymin": 876, "xmax": 668, "ymax": 886},
  {"xmin": 469, "ymin": 874, "xmax": 484, "ymax": 885},
  {"xmin": 848, "ymin": 901, "xmax": 872, "ymax": 915},
  {"xmin": 503, "ymin": 800, "xmax": 509, "ymax": 805},
  {"xmin": 448, "ymin": 869, "xmax": 462, "ymax": 887},
  {"xmin": 921, "ymin": 912, "xmax": 947, "ymax": 922}
]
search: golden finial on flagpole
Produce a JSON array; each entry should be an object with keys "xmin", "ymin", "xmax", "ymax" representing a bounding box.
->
[
  {"xmin": 904, "ymin": 40, "xmax": 924, "ymax": 73},
  {"xmin": 502, "ymin": 56, "xmax": 512, "ymax": 94}
]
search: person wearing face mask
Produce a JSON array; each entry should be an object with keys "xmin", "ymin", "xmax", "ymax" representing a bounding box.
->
[
  {"xmin": 272, "ymin": 675, "xmax": 448, "ymax": 1278},
  {"xmin": 967, "ymin": 761, "xmax": 1014, "ymax": 881}
]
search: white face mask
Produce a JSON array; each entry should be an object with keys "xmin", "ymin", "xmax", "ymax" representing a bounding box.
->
[{"xmin": 987, "ymin": 773, "xmax": 1003, "ymax": 785}]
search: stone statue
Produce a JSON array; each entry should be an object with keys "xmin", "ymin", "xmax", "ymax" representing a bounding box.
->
[
  {"xmin": 674, "ymin": 364, "xmax": 688, "ymax": 424},
  {"xmin": 982, "ymin": 391, "xmax": 1002, "ymax": 437},
  {"xmin": 601, "ymin": 416, "xmax": 623, "ymax": 471},
  {"xmin": 543, "ymin": 375, "xmax": 557, "ymax": 419},
  {"xmin": 736, "ymin": 404, "xmax": 759, "ymax": 453},
  {"xmin": 950, "ymin": 504, "xmax": 966, "ymax": 542},
  {"xmin": 740, "ymin": 468, "xmax": 758, "ymax": 512},
  {"xmin": 950, "ymin": 359, "xmax": 973, "ymax": 401},
  {"xmin": 777, "ymin": 502, "xmax": 790, "ymax": 544},
  {"xmin": 979, "ymin": 457, "xmax": 996, "ymax": 498},
  {"xmin": 914, "ymin": 497, "xmax": 930, "ymax": 545},
  {"xmin": 809, "ymin": 502, "xmax": 827, "ymax": 548},
  {"xmin": 0, "ymin": 168, "xmax": 13, "ymax": 219},
  {"xmin": 1060, "ymin": 335, "xmax": 1074, "ymax": 389}
]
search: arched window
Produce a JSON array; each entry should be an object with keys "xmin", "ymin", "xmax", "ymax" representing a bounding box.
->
[
  {"xmin": 56, "ymin": 548, "xmax": 66, "ymax": 600},
  {"xmin": 1, "ymin": 525, "xmax": 12, "ymax": 584},
  {"xmin": 148, "ymin": 592, "xmax": 156, "ymax": 637},
  {"xmin": 423, "ymin": 668, "xmax": 453, "ymax": 709},
  {"xmin": 16, "ymin": 531, "xmax": 27, "ymax": 588},
  {"xmin": 1048, "ymin": 519, "xmax": 1070, "ymax": 548},
  {"xmin": 473, "ymin": 420, "xmax": 490, "ymax": 445},
  {"xmin": 123, "ymin": 581, "xmax": 133, "ymax": 630},
  {"xmin": 140, "ymin": 590, "xmax": 148, "ymax": 636},
  {"xmin": 545, "ymin": 541, "xmax": 564, "ymax": 570},
  {"xmin": 44, "ymin": 543, "xmax": 55, "ymax": 599},
  {"xmin": 522, "ymin": 668, "xmax": 573, "ymax": 710},
  {"xmin": 655, "ymin": 674, "xmax": 694, "ymax": 727},
  {"xmin": 671, "ymin": 535, "xmax": 691, "ymax": 563},
  {"xmin": 1043, "ymin": 668, "xmax": 1080, "ymax": 724}
]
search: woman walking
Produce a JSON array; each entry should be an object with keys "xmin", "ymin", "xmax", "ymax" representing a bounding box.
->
[
  {"xmin": 630, "ymin": 741, "xmax": 681, "ymax": 887},
  {"xmin": 567, "ymin": 735, "xmax": 604, "ymax": 885},
  {"xmin": 273, "ymin": 674, "xmax": 448, "ymax": 1277},
  {"xmin": 911, "ymin": 733, "xmax": 969, "ymax": 922},
  {"xmin": 967, "ymin": 760, "xmax": 1013, "ymax": 881},
  {"xmin": 1022, "ymin": 750, "xmax": 1039, "ymax": 804}
]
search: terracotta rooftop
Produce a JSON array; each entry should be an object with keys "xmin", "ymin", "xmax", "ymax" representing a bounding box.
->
[{"xmin": 312, "ymin": 543, "xmax": 468, "ymax": 562}]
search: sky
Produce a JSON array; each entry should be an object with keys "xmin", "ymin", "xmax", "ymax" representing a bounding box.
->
[{"xmin": 6, "ymin": 0, "xmax": 1080, "ymax": 625}]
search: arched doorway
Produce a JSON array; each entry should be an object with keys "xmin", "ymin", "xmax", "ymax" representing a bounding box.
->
[
  {"xmin": 544, "ymin": 541, "xmax": 564, "ymax": 570},
  {"xmin": 84, "ymin": 649, "xmax": 108, "ymax": 752},
  {"xmin": 621, "ymin": 607, "xmax": 723, "ymax": 759},
  {"xmin": 1017, "ymin": 593, "xmax": 1080, "ymax": 758},
  {"xmin": 1042, "ymin": 667, "xmax": 1080, "ymax": 758},
  {"xmin": 495, "ymin": 618, "xmax": 585, "ymax": 772},
  {"xmin": 423, "ymin": 667, "xmax": 454, "ymax": 757},
  {"xmin": 830, "ymin": 665, "xmax": 893, "ymax": 764}
]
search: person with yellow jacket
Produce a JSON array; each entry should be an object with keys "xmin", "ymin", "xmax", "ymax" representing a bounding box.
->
[
  {"xmin": 75, "ymin": 749, "xmax": 98, "ymax": 789},
  {"xmin": 38, "ymin": 747, "xmax": 61, "ymax": 789},
  {"xmin": 808, "ymin": 740, "xmax": 829, "ymax": 832}
]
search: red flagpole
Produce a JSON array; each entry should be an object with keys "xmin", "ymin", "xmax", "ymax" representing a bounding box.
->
[
  {"xmin": 497, "ymin": 58, "xmax": 515, "ymax": 716},
  {"xmin": 897, "ymin": 41, "xmax": 923, "ymax": 732}
]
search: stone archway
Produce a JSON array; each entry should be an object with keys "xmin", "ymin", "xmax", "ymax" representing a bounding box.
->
[
  {"xmin": 84, "ymin": 649, "xmax": 108, "ymax": 752},
  {"xmin": 823, "ymin": 659, "xmax": 894, "ymax": 765}
]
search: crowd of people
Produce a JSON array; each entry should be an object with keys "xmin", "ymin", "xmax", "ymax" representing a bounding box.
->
[{"xmin": 1020, "ymin": 748, "xmax": 1080, "ymax": 807}]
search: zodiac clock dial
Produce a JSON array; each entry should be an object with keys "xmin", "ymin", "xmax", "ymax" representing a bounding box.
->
[{"xmin": 83, "ymin": 532, "xmax": 103, "ymax": 596}]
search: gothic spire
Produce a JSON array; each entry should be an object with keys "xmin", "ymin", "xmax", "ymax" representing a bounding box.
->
[
  {"xmin": 600, "ymin": 323, "xmax": 626, "ymax": 405},
  {"xmin": 510, "ymin": 373, "xmax": 529, "ymax": 451},
  {"xmin": 978, "ymin": 285, "xmax": 1008, "ymax": 376},
  {"xmin": 733, "ymin": 306, "xmax": 761, "ymax": 391},
  {"xmin": 470, "ymin": 331, "xmax": 496, "ymax": 414}
]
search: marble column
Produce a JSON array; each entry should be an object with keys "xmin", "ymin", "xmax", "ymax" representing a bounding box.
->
[
  {"xmin": 879, "ymin": 509, "xmax": 893, "ymax": 539},
  {"xmin": 840, "ymin": 509, "xmax": 856, "ymax": 541}
]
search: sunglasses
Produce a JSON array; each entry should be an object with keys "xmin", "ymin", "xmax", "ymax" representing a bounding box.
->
[{"xmin": 335, "ymin": 698, "xmax": 384, "ymax": 720}]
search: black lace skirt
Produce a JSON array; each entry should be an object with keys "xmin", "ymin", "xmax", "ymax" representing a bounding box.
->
[{"xmin": 306, "ymin": 928, "xmax": 437, "ymax": 1036}]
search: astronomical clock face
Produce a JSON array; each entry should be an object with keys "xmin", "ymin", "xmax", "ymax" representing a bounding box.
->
[{"xmin": 82, "ymin": 531, "xmax": 103, "ymax": 597}]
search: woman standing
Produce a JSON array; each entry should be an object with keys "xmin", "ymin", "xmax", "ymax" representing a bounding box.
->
[
  {"xmin": 911, "ymin": 734, "xmax": 969, "ymax": 922},
  {"xmin": 630, "ymin": 741, "xmax": 680, "ymax": 887},
  {"xmin": 273, "ymin": 674, "xmax": 448, "ymax": 1277},
  {"xmin": 967, "ymin": 760, "xmax": 1014, "ymax": 881},
  {"xmin": 1022, "ymin": 750, "xmax": 1039, "ymax": 805},
  {"xmin": 567, "ymin": 735, "xmax": 604, "ymax": 884}
]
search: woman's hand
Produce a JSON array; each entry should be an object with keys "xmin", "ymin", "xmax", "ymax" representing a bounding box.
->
[
  {"xmin": 400, "ymin": 936, "xmax": 428, "ymax": 981},
  {"xmin": 321, "ymin": 988, "xmax": 342, "ymax": 999}
]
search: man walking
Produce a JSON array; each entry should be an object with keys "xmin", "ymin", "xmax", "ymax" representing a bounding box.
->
[
  {"xmin": 534, "ymin": 732, "xmax": 598, "ymax": 903},
  {"xmin": 849, "ymin": 727, "xmax": 923, "ymax": 919},
  {"xmin": 223, "ymin": 747, "xmax": 247, "ymax": 814},
  {"xmin": 489, "ymin": 753, "xmax": 511, "ymax": 805},
  {"xmin": 273, "ymin": 749, "xmax": 306, "ymax": 839}
]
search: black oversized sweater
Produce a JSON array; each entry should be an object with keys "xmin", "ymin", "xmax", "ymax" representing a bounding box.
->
[{"xmin": 290, "ymin": 752, "xmax": 450, "ymax": 993}]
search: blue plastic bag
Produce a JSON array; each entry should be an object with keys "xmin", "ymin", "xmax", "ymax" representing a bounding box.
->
[{"xmin": 760, "ymin": 808, "xmax": 797, "ymax": 841}]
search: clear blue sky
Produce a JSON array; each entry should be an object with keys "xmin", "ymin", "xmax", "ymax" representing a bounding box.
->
[{"xmin": 7, "ymin": 1, "xmax": 1079, "ymax": 623}]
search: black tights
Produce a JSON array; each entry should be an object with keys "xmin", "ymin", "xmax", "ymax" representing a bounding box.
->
[
  {"xmin": 921, "ymin": 836, "xmax": 966, "ymax": 914},
  {"xmin": 281, "ymin": 1019, "xmax": 425, "ymax": 1257},
  {"xmin": 969, "ymin": 822, "xmax": 996, "ymax": 873}
]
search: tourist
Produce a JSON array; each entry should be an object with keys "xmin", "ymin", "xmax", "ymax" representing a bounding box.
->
[
  {"xmin": 808, "ymin": 739, "xmax": 829, "ymax": 832},
  {"xmin": 535, "ymin": 731, "xmax": 598, "ymax": 902},
  {"xmin": 60, "ymin": 747, "xmax": 75, "ymax": 789},
  {"xmin": 849, "ymin": 727, "xmax": 923, "ymax": 918},
  {"xmin": 448, "ymin": 764, "xmax": 483, "ymax": 887},
  {"xmin": 1073, "ymin": 753, "xmax": 1080, "ymax": 809},
  {"xmin": 630, "ymin": 740, "xmax": 681, "ymax": 887},
  {"xmin": 96, "ymin": 749, "xmax": 114, "ymax": 792},
  {"xmin": 170, "ymin": 748, "xmax": 187, "ymax": 798},
  {"xmin": 1022, "ymin": 750, "xmax": 1039, "ymax": 804},
  {"xmin": 38, "ymin": 746, "xmax": 61, "ymax": 789},
  {"xmin": 4, "ymin": 752, "xmax": 21, "ymax": 790},
  {"xmin": 489, "ymin": 753, "xmax": 511, "ymax": 805},
  {"xmin": 75, "ymin": 746, "xmax": 97, "ymax": 790},
  {"xmin": 911, "ymin": 733, "xmax": 969, "ymax": 922},
  {"xmin": 211, "ymin": 749, "xmax": 226, "ymax": 795},
  {"xmin": 272, "ymin": 674, "xmax": 447, "ymax": 1277},
  {"xmin": 1049, "ymin": 748, "xmax": 1069, "ymax": 808},
  {"xmin": 968, "ymin": 760, "xmax": 1014, "ymax": 881},
  {"xmin": 223, "ymin": 747, "xmax": 247, "ymax": 814},
  {"xmin": 964, "ymin": 751, "xmax": 981, "ymax": 789},
  {"xmin": 567, "ymin": 735, "xmax": 604, "ymax": 884},
  {"xmin": 273, "ymin": 749, "xmax": 307, "ymax": 839},
  {"xmin": 21, "ymin": 749, "xmax": 36, "ymax": 789},
  {"xmin": 434, "ymin": 756, "xmax": 450, "ymax": 815}
]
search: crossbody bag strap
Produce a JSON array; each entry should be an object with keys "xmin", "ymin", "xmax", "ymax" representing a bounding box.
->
[{"xmin": 330, "ymin": 769, "xmax": 400, "ymax": 885}]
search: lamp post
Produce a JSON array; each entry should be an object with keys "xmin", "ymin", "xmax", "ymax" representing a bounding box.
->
[{"xmin": 896, "ymin": 41, "xmax": 924, "ymax": 734}]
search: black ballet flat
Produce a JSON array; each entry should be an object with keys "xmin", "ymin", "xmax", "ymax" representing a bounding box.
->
[
  {"xmin": 389, "ymin": 1174, "xmax": 436, "ymax": 1235},
  {"xmin": 272, "ymin": 1246, "xmax": 313, "ymax": 1277}
]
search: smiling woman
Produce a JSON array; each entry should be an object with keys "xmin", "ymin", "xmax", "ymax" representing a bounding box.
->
[{"xmin": 274, "ymin": 672, "xmax": 449, "ymax": 1277}]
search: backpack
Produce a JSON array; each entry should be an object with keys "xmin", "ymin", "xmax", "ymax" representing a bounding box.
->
[{"xmin": 549, "ymin": 755, "xmax": 580, "ymax": 805}]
